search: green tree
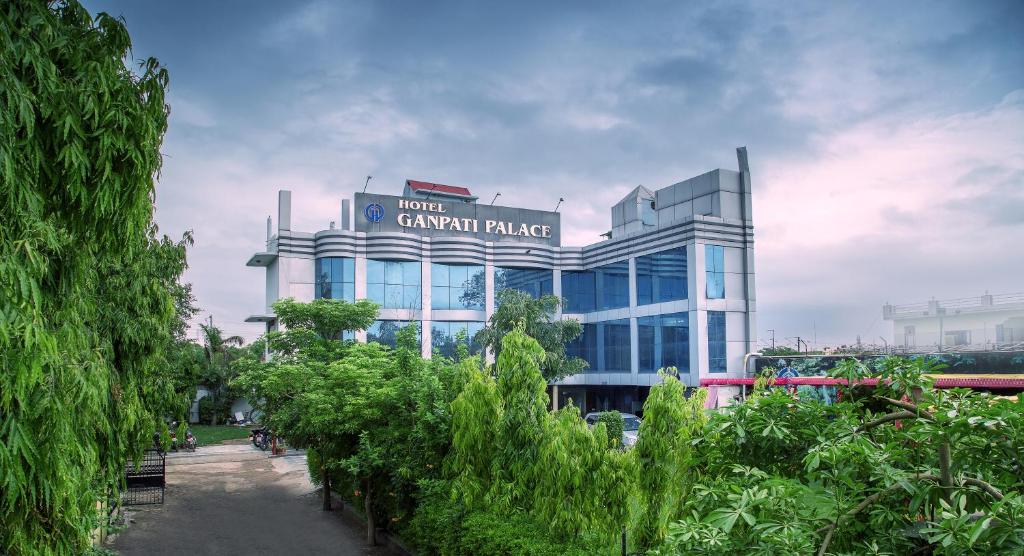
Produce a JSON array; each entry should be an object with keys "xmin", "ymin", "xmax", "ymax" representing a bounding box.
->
[
  {"xmin": 597, "ymin": 410, "xmax": 625, "ymax": 449},
  {"xmin": 632, "ymin": 373, "xmax": 708, "ymax": 551},
  {"xmin": 1, "ymin": 1, "xmax": 189, "ymax": 552},
  {"xmin": 198, "ymin": 323, "xmax": 245, "ymax": 424},
  {"xmin": 234, "ymin": 298, "xmax": 378, "ymax": 536},
  {"xmin": 476, "ymin": 289, "xmax": 585, "ymax": 381}
]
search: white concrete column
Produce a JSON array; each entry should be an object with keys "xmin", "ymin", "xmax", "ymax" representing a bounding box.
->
[
  {"xmin": 687, "ymin": 243, "xmax": 703, "ymax": 386},
  {"xmin": 421, "ymin": 241, "xmax": 432, "ymax": 358}
]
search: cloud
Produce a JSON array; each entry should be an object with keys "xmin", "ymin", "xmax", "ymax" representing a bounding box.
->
[
  {"xmin": 753, "ymin": 90, "xmax": 1024, "ymax": 344},
  {"xmin": 80, "ymin": 0, "xmax": 1024, "ymax": 345}
]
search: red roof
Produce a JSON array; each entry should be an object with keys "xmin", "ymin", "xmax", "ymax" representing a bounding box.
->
[{"xmin": 406, "ymin": 180, "xmax": 473, "ymax": 197}]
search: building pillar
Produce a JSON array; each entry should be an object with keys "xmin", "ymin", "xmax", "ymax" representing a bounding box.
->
[
  {"xmin": 688, "ymin": 242, "xmax": 704, "ymax": 386},
  {"xmin": 421, "ymin": 239, "xmax": 432, "ymax": 359}
]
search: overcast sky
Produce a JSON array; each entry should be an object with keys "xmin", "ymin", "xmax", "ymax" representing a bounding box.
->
[{"xmin": 84, "ymin": 0, "xmax": 1024, "ymax": 349}]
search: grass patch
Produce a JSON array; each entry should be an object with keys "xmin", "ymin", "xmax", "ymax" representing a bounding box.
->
[{"xmin": 189, "ymin": 425, "xmax": 253, "ymax": 447}]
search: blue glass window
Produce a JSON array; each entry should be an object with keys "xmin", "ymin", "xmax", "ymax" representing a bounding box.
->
[
  {"xmin": 566, "ymin": 319, "xmax": 631, "ymax": 373},
  {"xmin": 561, "ymin": 271, "xmax": 596, "ymax": 313},
  {"xmin": 315, "ymin": 257, "xmax": 355, "ymax": 302},
  {"xmin": 596, "ymin": 261, "xmax": 630, "ymax": 310},
  {"xmin": 431, "ymin": 263, "xmax": 485, "ymax": 310},
  {"xmin": 367, "ymin": 260, "xmax": 421, "ymax": 309},
  {"xmin": 494, "ymin": 267, "xmax": 553, "ymax": 306},
  {"xmin": 705, "ymin": 245, "xmax": 725, "ymax": 299},
  {"xmin": 636, "ymin": 247, "xmax": 687, "ymax": 305},
  {"xmin": 561, "ymin": 261, "xmax": 629, "ymax": 312},
  {"xmin": 430, "ymin": 321, "xmax": 484, "ymax": 358},
  {"xmin": 367, "ymin": 320, "xmax": 420, "ymax": 348},
  {"xmin": 708, "ymin": 311, "xmax": 727, "ymax": 372},
  {"xmin": 638, "ymin": 313, "xmax": 689, "ymax": 373}
]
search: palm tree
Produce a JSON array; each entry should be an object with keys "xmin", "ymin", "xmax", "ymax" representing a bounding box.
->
[{"xmin": 199, "ymin": 323, "xmax": 244, "ymax": 425}]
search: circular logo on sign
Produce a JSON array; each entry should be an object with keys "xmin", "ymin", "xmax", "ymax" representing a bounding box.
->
[{"xmin": 364, "ymin": 203, "xmax": 385, "ymax": 223}]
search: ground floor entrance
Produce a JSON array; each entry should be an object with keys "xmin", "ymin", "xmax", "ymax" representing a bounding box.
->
[{"xmin": 551, "ymin": 385, "xmax": 651, "ymax": 416}]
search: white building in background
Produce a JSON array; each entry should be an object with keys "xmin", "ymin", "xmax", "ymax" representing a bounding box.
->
[
  {"xmin": 883, "ymin": 293, "xmax": 1024, "ymax": 352},
  {"xmin": 246, "ymin": 148, "xmax": 758, "ymax": 412}
]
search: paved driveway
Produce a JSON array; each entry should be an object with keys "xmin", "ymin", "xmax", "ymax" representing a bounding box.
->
[{"xmin": 111, "ymin": 442, "xmax": 399, "ymax": 556}]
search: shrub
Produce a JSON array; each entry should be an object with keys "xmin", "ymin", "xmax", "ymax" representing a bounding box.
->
[
  {"xmin": 404, "ymin": 480, "xmax": 464, "ymax": 555},
  {"xmin": 597, "ymin": 410, "xmax": 624, "ymax": 448},
  {"xmin": 456, "ymin": 509, "xmax": 595, "ymax": 556}
]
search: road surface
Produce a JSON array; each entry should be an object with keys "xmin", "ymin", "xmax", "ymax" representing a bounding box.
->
[{"xmin": 111, "ymin": 442, "xmax": 399, "ymax": 556}]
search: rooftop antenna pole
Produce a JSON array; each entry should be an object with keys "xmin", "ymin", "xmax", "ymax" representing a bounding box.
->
[
  {"xmin": 490, "ymin": 192, "xmax": 501, "ymax": 205},
  {"xmin": 362, "ymin": 175, "xmax": 372, "ymax": 193},
  {"xmin": 554, "ymin": 197, "xmax": 564, "ymax": 212}
]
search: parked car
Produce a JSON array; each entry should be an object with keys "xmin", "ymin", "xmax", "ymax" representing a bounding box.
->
[{"xmin": 584, "ymin": 412, "xmax": 642, "ymax": 447}]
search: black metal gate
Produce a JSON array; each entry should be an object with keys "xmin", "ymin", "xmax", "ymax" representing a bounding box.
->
[{"xmin": 123, "ymin": 449, "xmax": 165, "ymax": 505}]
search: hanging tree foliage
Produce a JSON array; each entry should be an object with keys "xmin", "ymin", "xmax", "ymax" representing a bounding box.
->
[{"xmin": 1, "ymin": 1, "xmax": 190, "ymax": 553}]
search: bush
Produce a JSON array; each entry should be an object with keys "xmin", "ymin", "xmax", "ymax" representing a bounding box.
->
[
  {"xmin": 158, "ymin": 421, "xmax": 171, "ymax": 452},
  {"xmin": 404, "ymin": 480, "xmax": 464, "ymax": 555},
  {"xmin": 457, "ymin": 510, "xmax": 594, "ymax": 556},
  {"xmin": 405, "ymin": 481, "xmax": 602, "ymax": 556},
  {"xmin": 596, "ymin": 410, "xmax": 624, "ymax": 448}
]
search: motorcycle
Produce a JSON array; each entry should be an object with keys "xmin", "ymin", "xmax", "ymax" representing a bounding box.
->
[
  {"xmin": 183, "ymin": 427, "xmax": 197, "ymax": 452},
  {"xmin": 250, "ymin": 427, "xmax": 270, "ymax": 451}
]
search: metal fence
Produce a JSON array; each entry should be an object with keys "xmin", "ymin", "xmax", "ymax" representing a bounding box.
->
[
  {"xmin": 753, "ymin": 351, "xmax": 1024, "ymax": 376},
  {"xmin": 122, "ymin": 449, "xmax": 165, "ymax": 505}
]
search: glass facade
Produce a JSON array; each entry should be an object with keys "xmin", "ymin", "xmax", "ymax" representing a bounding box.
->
[
  {"xmin": 708, "ymin": 310, "xmax": 727, "ymax": 372},
  {"xmin": 636, "ymin": 247, "xmax": 687, "ymax": 305},
  {"xmin": 315, "ymin": 257, "xmax": 355, "ymax": 302},
  {"xmin": 367, "ymin": 320, "xmax": 419, "ymax": 348},
  {"xmin": 566, "ymin": 319, "xmax": 631, "ymax": 373},
  {"xmin": 705, "ymin": 245, "xmax": 725, "ymax": 299},
  {"xmin": 561, "ymin": 270, "xmax": 596, "ymax": 312},
  {"xmin": 313, "ymin": 250, "xmax": 733, "ymax": 376},
  {"xmin": 638, "ymin": 312, "xmax": 690, "ymax": 373},
  {"xmin": 494, "ymin": 267, "xmax": 553, "ymax": 304},
  {"xmin": 430, "ymin": 321, "xmax": 484, "ymax": 358},
  {"xmin": 367, "ymin": 259, "xmax": 421, "ymax": 309},
  {"xmin": 431, "ymin": 263, "xmax": 485, "ymax": 310},
  {"xmin": 561, "ymin": 261, "xmax": 629, "ymax": 312}
]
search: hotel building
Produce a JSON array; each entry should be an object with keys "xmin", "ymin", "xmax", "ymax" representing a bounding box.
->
[{"xmin": 247, "ymin": 148, "xmax": 757, "ymax": 412}]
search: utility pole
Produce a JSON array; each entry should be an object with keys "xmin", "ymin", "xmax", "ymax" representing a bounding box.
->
[{"xmin": 767, "ymin": 329, "xmax": 775, "ymax": 350}]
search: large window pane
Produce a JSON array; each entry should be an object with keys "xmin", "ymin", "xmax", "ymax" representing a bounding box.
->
[
  {"xmin": 314, "ymin": 257, "xmax": 355, "ymax": 302},
  {"xmin": 638, "ymin": 312, "xmax": 689, "ymax": 373},
  {"xmin": 367, "ymin": 320, "xmax": 420, "ymax": 348},
  {"xmin": 495, "ymin": 267, "xmax": 554, "ymax": 308},
  {"xmin": 636, "ymin": 247, "xmax": 687, "ymax": 305},
  {"xmin": 705, "ymin": 245, "xmax": 725, "ymax": 299},
  {"xmin": 596, "ymin": 261, "xmax": 629, "ymax": 310},
  {"xmin": 368, "ymin": 259, "xmax": 421, "ymax": 309},
  {"xmin": 708, "ymin": 310, "xmax": 727, "ymax": 372},
  {"xmin": 567, "ymin": 319, "xmax": 630, "ymax": 373},
  {"xmin": 386, "ymin": 261, "xmax": 402, "ymax": 284},
  {"xmin": 431, "ymin": 263, "xmax": 484, "ymax": 310},
  {"xmin": 602, "ymin": 319, "xmax": 631, "ymax": 372},
  {"xmin": 561, "ymin": 271, "xmax": 596, "ymax": 313},
  {"xmin": 566, "ymin": 321, "xmax": 597, "ymax": 371},
  {"xmin": 430, "ymin": 321, "xmax": 483, "ymax": 358}
]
